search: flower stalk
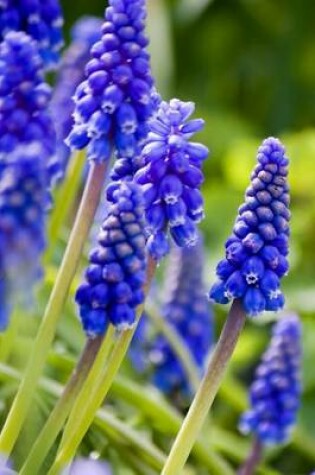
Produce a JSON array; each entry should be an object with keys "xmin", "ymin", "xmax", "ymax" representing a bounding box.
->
[
  {"xmin": 161, "ymin": 299, "xmax": 246, "ymax": 475},
  {"xmin": 47, "ymin": 257, "xmax": 157, "ymax": 474},
  {"xmin": 45, "ymin": 150, "xmax": 87, "ymax": 263},
  {"xmin": 238, "ymin": 438, "xmax": 263, "ymax": 475},
  {"xmin": 0, "ymin": 162, "xmax": 107, "ymax": 457},
  {"xmin": 19, "ymin": 326, "xmax": 115, "ymax": 475}
]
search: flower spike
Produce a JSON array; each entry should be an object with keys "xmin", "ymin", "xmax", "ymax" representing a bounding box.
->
[
  {"xmin": 151, "ymin": 239, "xmax": 213, "ymax": 395},
  {"xmin": 51, "ymin": 16, "xmax": 103, "ymax": 177},
  {"xmin": 0, "ymin": 0, "xmax": 64, "ymax": 70},
  {"xmin": 67, "ymin": 0, "xmax": 156, "ymax": 167},
  {"xmin": 239, "ymin": 314, "xmax": 302, "ymax": 445},
  {"xmin": 0, "ymin": 31, "xmax": 57, "ymax": 185},
  {"xmin": 210, "ymin": 137, "xmax": 290, "ymax": 317},
  {"xmin": 0, "ymin": 146, "xmax": 49, "ymax": 330},
  {"xmin": 75, "ymin": 182, "xmax": 147, "ymax": 336},
  {"xmin": 135, "ymin": 98, "xmax": 209, "ymax": 260}
]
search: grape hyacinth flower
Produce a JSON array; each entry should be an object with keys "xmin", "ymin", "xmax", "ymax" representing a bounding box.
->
[
  {"xmin": 210, "ymin": 137, "xmax": 290, "ymax": 317},
  {"xmin": 0, "ymin": 145, "xmax": 48, "ymax": 330},
  {"xmin": 51, "ymin": 16, "xmax": 103, "ymax": 177},
  {"xmin": 75, "ymin": 182, "xmax": 147, "ymax": 335},
  {"xmin": 134, "ymin": 99, "xmax": 209, "ymax": 260},
  {"xmin": 0, "ymin": 0, "xmax": 64, "ymax": 70},
  {"xmin": 67, "ymin": 0, "xmax": 156, "ymax": 167},
  {"xmin": 239, "ymin": 314, "xmax": 302, "ymax": 445},
  {"xmin": 150, "ymin": 240, "xmax": 213, "ymax": 395},
  {"xmin": 130, "ymin": 237, "xmax": 213, "ymax": 396},
  {"xmin": 0, "ymin": 31, "xmax": 58, "ymax": 185}
]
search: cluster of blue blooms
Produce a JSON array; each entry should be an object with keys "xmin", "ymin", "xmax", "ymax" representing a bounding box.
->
[
  {"xmin": 150, "ymin": 240, "xmax": 213, "ymax": 395},
  {"xmin": 67, "ymin": 0, "xmax": 156, "ymax": 168},
  {"xmin": 239, "ymin": 314, "xmax": 301, "ymax": 445},
  {"xmin": 210, "ymin": 137, "xmax": 290, "ymax": 317},
  {"xmin": 51, "ymin": 16, "xmax": 103, "ymax": 177},
  {"xmin": 0, "ymin": 0, "xmax": 63, "ymax": 70},
  {"xmin": 130, "ymin": 238, "xmax": 213, "ymax": 396},
  {"xmin": 75, "ymin": 182, "xmax": 147, "ymax": 335},
  {"xmin": 0, "ymin": 31, "xmax": 58, "ymax": 184},
  {"xmin": 0, "ymin": 31, "xmax": 55, "ymax": 330},
  {"xmin": 135, "ymin": 99, "xmax": 209, "ymax": 260}
]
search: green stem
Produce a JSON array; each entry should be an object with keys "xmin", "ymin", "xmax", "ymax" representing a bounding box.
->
[
  {"xmin": 0, "ymin": 309, "xmax": 20, "ymax": 362},
  {"xmin": 238, "ymin": 438, "xmax": 263, "ymax": 475},
  {"xmin": 0, "ymin": 162, "xmax": 107, "ymax": 457},
  {"xmin": 45, "ymin": 150, "xmax": 86, "ymax": 263},
  {"xmin": 147, "ymin": 305, "xmax": 200, "ymax": 392},
  {"xmin": 47, "ymin": 257, "xmax": 157, "ymax": 474},
  {"xmin": 0, "ymin": 363, "xmax": 166, "ymax": 473},
  {"xmin": 161, "ymin": 299, "xmax": 246, "ymax": 475},
  {"xmin": 20, "ymin": 328, "xmax": 115, "ymax": 475}
]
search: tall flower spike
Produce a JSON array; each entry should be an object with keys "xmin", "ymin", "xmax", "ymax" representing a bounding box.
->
[
  {"xmin": 150, "ymin": 239, "xmax": 213, "ymax": 395},
  {"xmin": 130, "ymin": 237, "xmax": 213, "ymax": 396},
  {"xmin": 0, "ymin": 145, "xmax": 48, "ymax": 331},
  {"xmin": 0, "ymin": 0, "xmax": 64, "ymax": 70},
  {"xmin": 0, "ymin": 31, "xmax": 57, "ymax": 185},
  {"xmin": 51, "ymin": 16, "xmax": 103, "ymax": 177},
  {"xmin": 67, "ymin": 0, "xmax": 156, "ymax": 167},
  {"xmin": 239, "ymin": 314, "xmax": 302, "ymax": 445},
  {"xmin": 209, "ymin": 137, "xmax": 290, "ymax": 317},
  {"xmin": 75, "ymin": 182, "xmax": 147, "ymax": 335},
  {"xmin": 134, "ymin": 98, "xmax": 209, "ymax": 260}
]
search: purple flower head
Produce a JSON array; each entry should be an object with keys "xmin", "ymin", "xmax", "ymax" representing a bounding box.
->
[
  {"xmin": 0, "ymin": 32, "xmax": 57, "ymax": 185},
  {"xmin": 75, "ymin": 181, "xmax": 147, "ymax": 335},
  {"xmin": 51, "ymin": 16, "xmax": 103, "ymax": 177},
  {"xmin": 209, "ymin": 137, "xmax": 290, "ymax": 317},
  {"xmin": 134, "ymin": 98, "xmax": 209, "ymax": 260},
  {"xmin": 0, "ymin": 145, "xmax": 49, "ymax": 330},
  {"xmin": 130, "ymin": 236, "xmax": 213, "ymax": 397},
  {"xmin": 62, "ymin": 458, "xmax": 112, "ymax": 475},
  {"xmin": 239, "ymin": 314, "xmax": 302, "ymax": 445},
  {"xmin": 67, "ymin": 0, "xmax": 156, "ymax": 166},
  {"xmin": 0, "ymin": 0, "xmax": 64, "ymax": 70}
]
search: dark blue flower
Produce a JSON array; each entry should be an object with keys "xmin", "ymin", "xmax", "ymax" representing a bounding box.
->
[
  {"xmin": 0, "ymin": 31, "xmax": 57, "ymax": 185},
  {"xmin": 209, "ymin": 137, "xmax": 290, "ymax": 317},
  {"xmin": 239, "ymin": 314, "xmax": 302, "ymax": 445},
  {"xmin": 0, "ymin": 0, "xmax": 64, "ymax": 70},
  {"xmin": 67, "ymin": 0, "xmax": 156, "ymax": 167},
  {"xmin": 51, "ymin": 16, "xmax": 103, "ymax": 178},
  {"xmin": 75, "ymin": 182, "xmax": 147, "ymax": 336},
  {"xmin": 130, "ymin": 237, "xmax": 213, "ymax": 396},
  {"xmin": 0, "ymin": 145, "xmax": 49, "ymax": 331},
  {"xmin": 134, "ymin": 98, "xmax": 209, "ymax": 260}
]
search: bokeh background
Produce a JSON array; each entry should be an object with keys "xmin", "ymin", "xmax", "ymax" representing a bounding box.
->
[{"xmin": 58, "ymin": 0, "xmax": 315, "ymax": 473}]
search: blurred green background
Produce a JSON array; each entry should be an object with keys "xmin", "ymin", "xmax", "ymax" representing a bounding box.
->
[{"xmin": 49, "ymin": 1, "xmax": 315, "ymax": 473}]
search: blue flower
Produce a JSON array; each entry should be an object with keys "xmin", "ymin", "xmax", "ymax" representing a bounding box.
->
[
  {"xmin": 0, "ymin": 146, "xmax": 49, "ymax": 331},
  {"xmin": 0, "ymin": 32, "xmax": 57, "ymax": 185},
  {"xmin": 51, "ymin": 16, "xmax": 103, "ymax": 178},
  {"xmin": 239, "ymin": 314, "xmax": 302, "ymax": 445},
  {"xmin": 209, "ymin": 137, "xmax": 290, "ymax": 317},
  {"xmin": 130, "ymin": 236, "xmax": 213, "ymax": 396},
  {"xmin": 0, "ymin": 0, "xmax": 64, "ymax": 70},
  {"xmin": 75, "ymin": 182, "xmax": 147, "ymax": 335},
  {"xmin": 134, "ymin": 98, "xmax": 209, "ymax": 260},
  {"xmin": 62, "ymin": 458, "xmax": 112, "ymax": 475},
  {"xmin": 67, "ymin": 0, "xmax": 156, "ymax": 166}
]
